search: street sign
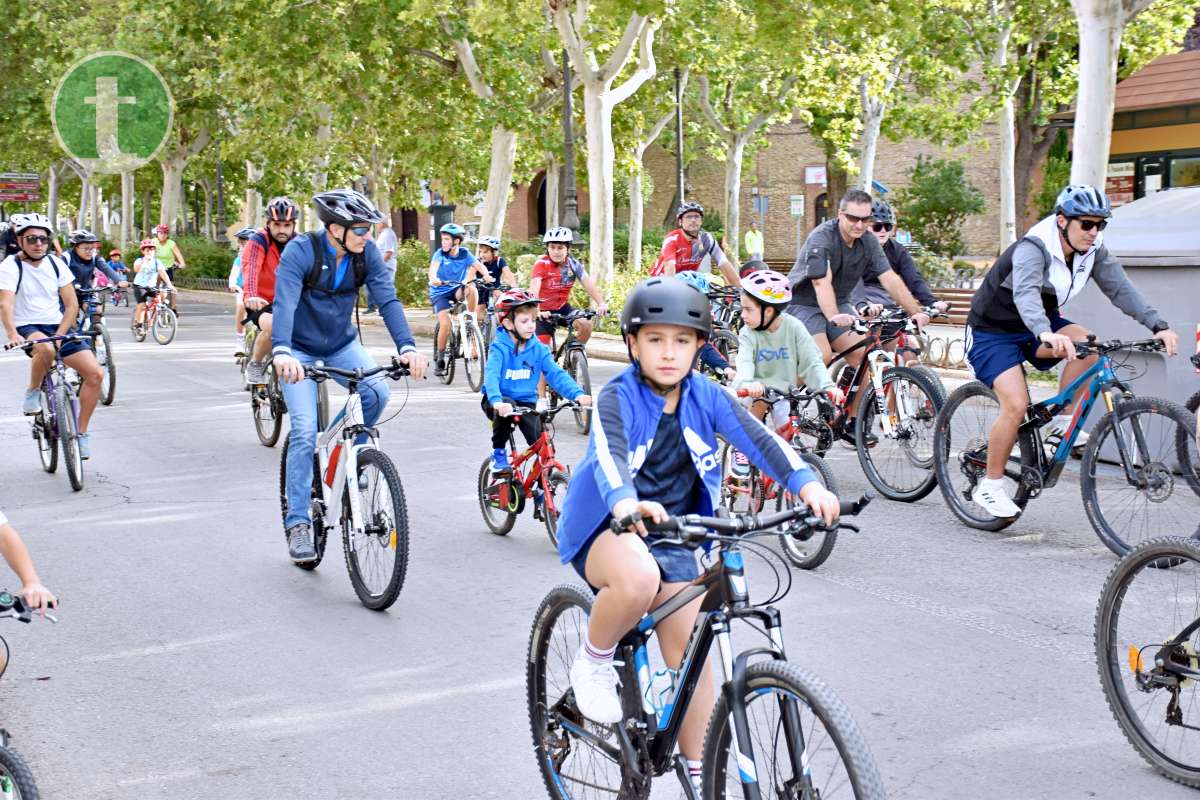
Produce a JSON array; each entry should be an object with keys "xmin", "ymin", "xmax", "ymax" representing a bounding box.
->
[
  {"xmin": 789, "ymin": 194, "xmax": 805, "ymax": 218},
  {"xmin": 0, "ymin": 173, "xmax": 41, "ymax": 202},
  {"xmin": 0, "ymin": 193, "xmax": 40, "ymax": 202}
]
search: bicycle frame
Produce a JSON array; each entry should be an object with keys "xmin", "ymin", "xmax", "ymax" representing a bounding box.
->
[
  {"xmin": 499, "ymin": 426, "xmax": 562, "ymax": 510},
  {"xmin": 828, "ymin": 327, "xmax": 901, "ymax": 435},
  {"xmin": 312, "ymin": 389, "xmax": 378, "ymax": 538}
]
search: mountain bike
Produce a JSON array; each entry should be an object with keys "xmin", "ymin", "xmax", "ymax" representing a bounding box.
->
[
  {"xmin": 1095, "ymin": 536, "xmax": 1200, "ymax": 788},
  {"xmin": 431, "ymin": 280, "xmax": 488, "ymax": 391},
  {"xmin": 527, "ymin": 496, "xmax": 885, "ymax": 800},
  {"xmin": 240, "ymin": 323, "xmax": 328, "ymax": 448},
  {"xmin": 721, "ymin": 386, "xmax": 841, "ymax": 569},
  {"xmin": 75, "ymin": 286, "xmax": 116, "ymax": 406},
  {"xmin": 478, "ymin": 402, "xmax": 578, "ymax": 547},
  {"xmin": 479, "ymin": 280, "xmax": 512, "ymax": 350},
  {"xmin": 131, "ymin": 287, "xmax": 177, "ymax": 345},
  {"xmin": 278, "ymin": 358, "xmax": 411, "ymax": 611},
  {"xmin": 792, "ymin": 307, "xmax": 946, "ymax": 503},
  {"xmin": 932, "ymin": 336, "xmax": 1200, "ymax": 555},
  {"xmin": 0, "ymin": 590, "xmax": 58, "ymax": 800},
  {"xmin": 5, "ymin": 331, "xmax": 102, "ymax": 492},
  {"xmin": 544, "ymin": 309, "xmax": 598, "ymax": 435}
]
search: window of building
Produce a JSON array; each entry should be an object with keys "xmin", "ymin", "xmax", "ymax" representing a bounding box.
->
[{"xmin": 1170, "ymin": 156, "xmax": 1200, "ymax": 188}]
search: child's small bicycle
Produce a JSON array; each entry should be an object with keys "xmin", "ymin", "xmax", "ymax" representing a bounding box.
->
[
  {"xmin": 478, "ymin": 402, "xmax": 579, "ymax": 547},
  {"xmin": 0, "ymin": 590, "xmax": 57, "ymax": 800}
]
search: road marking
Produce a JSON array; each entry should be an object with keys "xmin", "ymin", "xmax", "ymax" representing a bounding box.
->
[{"xmin": 75, "ymin": 629, "xmax": 253, "ymax": 663}]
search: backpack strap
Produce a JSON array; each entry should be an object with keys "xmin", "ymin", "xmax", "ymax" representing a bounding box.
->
[
  {"xmin": 11, "ymin": 252, "xmax": 66, "ymax": 295},
  {"xmin": 302, "ymin": 231, "xmax": 325, "ymax": 289}
]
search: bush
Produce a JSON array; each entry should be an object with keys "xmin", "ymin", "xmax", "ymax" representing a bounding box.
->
[
  {"xmin": 394, "ymin": 238, "xmax": 433, "ymax": 306},
  {"xmin": 1034, "ymin": 130, "xmax": 1071, "ymax": 219},
  {"xmin": 911, "ymin": 251, "xmax": 955, "ymax": 286},
  {"xmin": 892, "ymin": 156, "xmax": 985, "ymax": 257}
]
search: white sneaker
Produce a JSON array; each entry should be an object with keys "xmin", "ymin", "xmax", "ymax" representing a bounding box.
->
[
  {"xmin": 21, "ymin": 389, "xmax": 41, "ymax": 415},
  {"xmin": 1046, "ymin": 415, "xmax": 1088, "ymax": 448},
  {"xmin": 971, "ymin": 478, "xmax": 1021, "ymax": 518},
  {"xmin": 569, "ymin": 645, "xmax": 623, "ymax": 724}
]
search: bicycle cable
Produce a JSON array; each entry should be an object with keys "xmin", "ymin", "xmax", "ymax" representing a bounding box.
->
[{"xmin": 374, "ymin": 373, "xmax": 413, "ymax": 429}]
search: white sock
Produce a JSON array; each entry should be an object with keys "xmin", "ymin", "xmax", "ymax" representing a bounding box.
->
[
  {"xmin": 583, "ymin": 637, "xmax": 616, "ymax": 665},
  {"xmin": 687, "ymin": 759, "xmax": 703, "ymax": 785}
]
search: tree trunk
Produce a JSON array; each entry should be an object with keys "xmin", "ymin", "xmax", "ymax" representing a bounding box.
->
[
  {"xmin": 47, "ymin": 165, "xmax": 60, "ymax": 233},
  {"xmin": 627, "ymin": 171, "xmax": 644, "ymax": 271},
  {"xmin": 200, "ymin": 178, "xmax": 213, "ymax": 240},
  {"xmin": 859, "ymin": 79, "xmax": 884, "ymax": 191},
  {"xmin": 313, "ymin": 104, "xmax": 333, "ymax": 193},
  {"xmin": 77, "ymin": 176, "xmax": 89, "ymax": 229},
  {"xmin": 544, "ymin": 154, "xmax": 560, "ymax": 230},
  {"xmin": 121, "ymin": 171, "xmax": 133, "ymax": 249},
  {"xmin": 159, "ymin": 159, "xmax": 183, "ymax": 229},
  {"xmin": 825, "ymin": 158, "xmax": 848, "ymax": 209},
  {"xmin": 995, "ymin": 25, "xmax": 1018, "ymax": 249},
  {"xmin": 92, "ymin": 185, "xmax": 102, "ymax": 234},
  {"xmin": 723, "ymin": 134, "xmax": 747, "ymax": 263},
  {"xmin": 142, "ymin": 188, "xmax": 152, "ymax": 236},
  {"xmin": 480, "ymin": 125, "xmax": 518, "ymax": 239},
  {"xmin": 245, "ymin": 161, "xmax": 263, "ymax": 228},
  {"xmin": 1013, "ymin": 74, "xmax": 1060, "ymax": 231},
  {"xmin": 582, "ymin": 88, "xmax": 617, "ymax": 288},
  {"xmin": 1071, "ymin": 5, "xmax": 1125, "ymax": 186}
]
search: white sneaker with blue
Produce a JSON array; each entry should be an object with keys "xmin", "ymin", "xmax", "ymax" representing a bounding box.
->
[
  {"xmin": 22, "ymin": 389, "xmax": 41, "ymax": 416},
  {"xmin": 491, "ymin": 448, "xmax": 510, "ymax": 473},
  {"xmin": 77, "ymin": 433, "xmax": 91, "ymax": 460}
]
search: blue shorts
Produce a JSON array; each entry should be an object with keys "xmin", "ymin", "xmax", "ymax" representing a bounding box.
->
[
  {"xmin": 431, "ymin": 289, "xmax": 462, "ymax": 314},
  {"xmin": 571, "ymin": 522, "xmax": 700, "ymax": 591},
  {"xmin": 967, "ymin": 316, "xmax": 1072, "ymax": 388},
  {"xmin": 16, "ymin": 324, "xmax": 91, "ymax": 360}
]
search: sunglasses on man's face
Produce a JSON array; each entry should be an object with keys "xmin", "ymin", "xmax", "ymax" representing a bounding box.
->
[
  {"xmin": 1075, "ymin": 218, "xmax": 1108, "ymax": 232},
  {"xmin": 842, "ymin": 212, "xmax": 872, "ymax": 225},
  {"xmin": 871, "ymin": 222, "xmax": 894, "ymax": 233},
  {"xmin": 349, "ymin": 225, "xmax": 371, "ymax": 237},
  {"xmin": 22, "ymin": 235, "xmax": 51, "ymax": 245}
]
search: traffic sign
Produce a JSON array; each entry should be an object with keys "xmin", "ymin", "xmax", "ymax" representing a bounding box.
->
[{"xmin": 0, "ymin": 173, "xmax": 41, "ymax": 202}]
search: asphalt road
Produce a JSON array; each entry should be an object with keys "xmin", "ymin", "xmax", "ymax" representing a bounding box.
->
[{"xmin": 0, "ymin": 294, "xmax": 1190, "ymax": 799}]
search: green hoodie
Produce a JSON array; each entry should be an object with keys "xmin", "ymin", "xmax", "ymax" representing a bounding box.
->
[{"xmin": 732, "ymin": 312, "xmax": 835, "ymax": 394}]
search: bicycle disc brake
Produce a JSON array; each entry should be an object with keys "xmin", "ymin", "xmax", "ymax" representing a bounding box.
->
[{"xmin": 1020, "ymin": 466, "xmax": 1044, "ymax": 499}]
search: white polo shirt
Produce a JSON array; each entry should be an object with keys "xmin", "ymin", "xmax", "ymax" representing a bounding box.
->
[{"xmin": 0, "ymin": 253, "xmax": 73, "ymax": 326}]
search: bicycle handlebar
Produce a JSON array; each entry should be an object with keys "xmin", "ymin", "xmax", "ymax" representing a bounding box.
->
[
  {"xmin": 1072, "ymin": 336, "xmax": 1164, "ymax": 357},
  {"xmin": 0, "ymin": 591, "xmax": 57, "ymax": 624},
  {"xmin": 4, "ymin": 330, "xmax": 103, "ymax": 352},
  {"xmin": 610, "ymin": 494, "xmax": 871, "ymax": 540},
  {"xmin": 734, "ymin": 385, "xmax": 824, "ymax": 403},
  {"xmin": 503, "ymin": 402, "xmax": 584, "ymax": 420},
  {"xmin": 545, "ymin": 309, "xmax": 601, "ymax": 325},
  {"xmin": 303, "ymin": 356, "xmax": 412, "ymax": 383}
]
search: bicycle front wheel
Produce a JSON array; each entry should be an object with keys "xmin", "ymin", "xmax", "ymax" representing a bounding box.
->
[
  {"xmin": 279, "ymin": 437, "xmax": 328, "ymax": 570},
  {"xmin": 856, "ymin": 365, "xmax": 942, "ymax": 502},
  {"xmin": 0, "ymin": 743, "xmax": 41, "ymax": 799},
  {"xmin": 95, "ymin": 323, "xmax": 116, "ymax": 406},
  {"xmin": 777, "ymin": 452, "xmax": 840, "ymax": 569},
  {"xmin": 703, "ymin": 660, "xmax": 886, "ymax": 800},
  {"xmin": 527, "ymin": 584, "xmax": 648, "ymax": 800},
  {"xmin": 342, "ymin": 448, "xmax": 410, "ymax": 610},
  {"xmin": 56, "ymin": 384, "xmax": 83, "ymax": 492},
  {"xmin": 463, "ymin": 319, "xmax": 486, "ymax": 393},
  {"xmin": 1081, "ymin": 397, "xmax": 1200, "ymax": 556},
  {"xmin": 567, "ymin": 349, "xmax": 591, "ymax": 434},
  {"xmin": 1095, "ymin": 537, "xmax": 1200, "ymax": 788},
  {"xmin": 932, "ymin": 381, "xmax": 1033, "ymax": 531},
  {"xmin": 252, "ymin": 365, "xmax": 284, "ymax": 448},
  {"xmin": 152, "ymin": 306, "xmax": 177, "ymax": 345}
]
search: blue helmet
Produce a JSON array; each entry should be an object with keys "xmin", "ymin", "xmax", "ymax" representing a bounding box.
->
[
  {"xmin": 1055, "ymin": 185, "xmax": 1111, "ymax": 219},
  {"xmin": 440, "ymin": 223, "xmax": 466, "ymax": 240},
  {"xmin": 675, "ymin": 270, "xmax": 712, "ymax": 294}
]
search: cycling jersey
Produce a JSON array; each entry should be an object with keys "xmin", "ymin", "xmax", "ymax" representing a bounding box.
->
[
  {"xmin": 852, "ymin": 238, "xmax": 935, "ymax": 307},
  {"xmin": 968, "ymin": 215, "xmax": 1164, "ymax": 337},
  {"xmin": 651, "ymin": 229, "xmax": 723, "ymax": 276},
  {"xmin": 430, "ymin": 247, "xmax": 479, "ymax": 300},
  {"xmin": 532, "ymin": 255, "xmax": 585, "ymax": 309},
  {"xmin": 241, "ymin": 230, "xmax": 284, "ymax": 303},
  {"xmin": 555, "ymin": 368, "xmax": 818, "ymax": 564},
  {"xmin": 482, "ymin": 327, "xmax": 582, "ymax": 406}
]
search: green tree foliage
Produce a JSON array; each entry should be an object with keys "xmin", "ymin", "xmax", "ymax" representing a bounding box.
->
[{"xmin": 892, "ymin": 156, "xmax": 985, "ymax": 256}]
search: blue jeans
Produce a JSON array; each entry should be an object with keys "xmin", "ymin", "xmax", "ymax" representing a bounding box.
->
[{"xmin": 281, "ymin": 339, "xmax": 391, "ymax": 529}]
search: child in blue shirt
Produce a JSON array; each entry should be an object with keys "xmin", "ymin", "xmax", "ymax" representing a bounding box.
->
[{"xmin": 482, "ymin": 289, "xmax": 592, "ymax": 472}]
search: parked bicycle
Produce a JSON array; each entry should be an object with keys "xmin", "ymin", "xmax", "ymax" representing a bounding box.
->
[
  {"xmin": 933, "ymin": 336, "xmax": 1200, "ymax": 555},
  {"xmin": 0, "ymin": 590, "xmax": 57, "ymax": 800},
  {"xmin": 278, "ymin": 359, "xmax": 411, "ymax": 611},
  {"xmin": 543, "ymin": 308, "xmax": 597, "ymax": 435},
  {"xmin": 431, "ymin": 279, "xmax": 488, "ymax": 391},
  {"xmin": 721, "ymin": 386, "xmax": 841, "ymax": 569},
  {"xmin": 527, "ymin": 496, "xmax": 885, "ymax": 800},
  {"xmin": 1095, "ymin": 536, "xmax": 1200, "ymax": 789},
  {"xmin": 5, "ymin": 331, "xmax": 102, "ymax": 492},
  {"xmin": 131, "ymin": 287, "xmax": 177, "ymax": 345},
  {"xmin": 74, "ymin": 286, "xmax": 116, "ymax": 406},
  {"xmin": 478, "ymin": 402, "xmax": 577, "ymax": 547}
]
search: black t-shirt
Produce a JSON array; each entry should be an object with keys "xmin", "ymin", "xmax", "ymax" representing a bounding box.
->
[
  {"xmin": 634, "ymin": 411, "xmax": 701, "ymax": 517},
  {"xmin": 787, "ymin": 219, "xmax": 891, "ymax": 307}
]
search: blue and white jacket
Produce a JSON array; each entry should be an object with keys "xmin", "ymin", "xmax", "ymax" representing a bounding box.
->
[
  {"xmin": 482, "ymin": 328, "xmax": 582, "ymax": 406},
  {"xmin": 556, "ymin": 367, "xmax": 818, "ymax": 564}
]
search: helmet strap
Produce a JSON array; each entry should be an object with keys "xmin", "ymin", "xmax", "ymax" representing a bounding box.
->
[
  {"xmin": 753, "ymin": 305, "xmax": 783, "ymax": 332},
  {"xmin": 1058, "ymin": 221, "xmax": 1086, "ymax": 256}
]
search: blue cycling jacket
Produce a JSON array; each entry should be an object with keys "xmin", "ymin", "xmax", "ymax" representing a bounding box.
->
[
  {"xmin": 66, "ymin": 253, "xmax": 121, "ymax": 289},
  {"xmin": 482, "ymin": 328, "xmax": 582, "ymax": 406},
  {"xmin": 556, "ymin": 367, "xmax": 818, "ymax": 564}
]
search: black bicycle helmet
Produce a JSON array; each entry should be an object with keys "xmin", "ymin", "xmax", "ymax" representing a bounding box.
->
[
  {"xmin": 676, "ymin": 201, "xmax": 704, "ymax": 222},
  {"xmin": 871, "ymin": 199, "xmax": 896, "ymax": 225},
  {"xmin": 312, "ymin": 189, "xmax": 386, "ymax": 227},
  {"xmin": 265, "ymin": 196, "xmax": 299, "ymax": 222},
  {"xmin": 621, "ymin": 277, "xmax": 711, "ymax": 338}
]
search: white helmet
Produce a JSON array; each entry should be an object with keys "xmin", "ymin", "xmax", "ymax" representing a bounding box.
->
[
  {"xmin": 11, "ymin": 213, "xmax": 53, "ymax": 236},
  {"xmin": 477, "ymin": 235, "xmax": 501, "ymax": 251},
  {"xmin": 542, "ymin": 226, "xmax": 574, "ymax": 244}
]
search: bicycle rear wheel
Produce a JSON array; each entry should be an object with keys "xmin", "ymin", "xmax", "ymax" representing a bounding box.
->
[
  {"xmin": 433, "ymin": 321, "xmax": 456, "ymax": 385},
  {"xmin": 542, "ymin": 468, "xmax": 570, "ymax": 549},
  {"xmin": 279, "ymin": 437, "xmax": 328, "ymax": 570},
  {"xmin": 0, "ymin": 743, "xmax": 41, "ymax": 799},
  {"xmin": 703, "ymin": 660, "xmax": 885, "ymax": 800},
  {"xmin": 856, "ymin": 365, "xmax": 942, "ymax": 502},
  {"xmin": 777, "ymin": 452, "xmax": 840, "ymax": 569},
  {"xmin": 56, "ymin": 384, "xmax": 83, "ymax": 492},
  {"xmin": 94, "ymin": 323, "xmax": 116, "ymax": 406},
  {"xmin": 527, "ymin": 584, "xmax": 649, "ymax": 800},
  {"xmin": 342, "ymin": 448, "xmax": 410, "ymax": 610},
  {"xmin": 252, "ymin": 364, "xmax": 284, "ymax": 448},
  {"xmin": 710, "ymin": 328, "xmax": 739, "ymax": 364},
  {"xmin": 1081, "ymin": 397, "xmax": 1200, "ymax": 556},
  {"xmin": 463, "ymin": 319, "xmax": 486, "ymax": 393},
  {"xmin": 1095, "ymin": 537, "xmax": 1200, "ymax": 788},
  {"xmin": 567, "ymin": 349, "xmax": 591, "ymax": 434},
  {"xmin": 152, "ymin": 306, "xmax": 177, "ymax": 345},
  {"xmin": 932, "ymin": 381, "xmax": 1034, "ymax": 531},
  {"xmin": 477, "ymin": 456, "xmax": 518, "ymax": 536},
  {"xmin": 35, "ymin": 391, "xmax": 57, "ymax": 474}
]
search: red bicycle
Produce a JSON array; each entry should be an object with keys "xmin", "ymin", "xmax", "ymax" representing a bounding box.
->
[
  {"xmin": 721, "ymin": 386, "xmax": 840, "ymax": 569},
  {"xmin": 477, "ymin": 402, "xmax": 578, "ymax": 547}
]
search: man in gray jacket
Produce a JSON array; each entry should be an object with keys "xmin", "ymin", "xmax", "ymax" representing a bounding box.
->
[{"xmin": 964, "ymin": 184, "xmax": 1179, "ymax": 518}]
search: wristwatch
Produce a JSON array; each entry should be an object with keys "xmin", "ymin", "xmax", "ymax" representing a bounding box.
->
[{"xmin": 1150, "ymin": 321, "xmax": 1170, "ymax": 333}]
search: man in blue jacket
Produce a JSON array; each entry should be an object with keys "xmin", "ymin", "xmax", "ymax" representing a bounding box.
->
[{"xmin": 272, "ymin": 189, "xmax": 428, "ymax": 562}]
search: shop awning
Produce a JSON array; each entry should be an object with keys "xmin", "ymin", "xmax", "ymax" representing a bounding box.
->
[{"xmin": 1103, "ymin": 186, "xmax": 1200, "ymax": 266}]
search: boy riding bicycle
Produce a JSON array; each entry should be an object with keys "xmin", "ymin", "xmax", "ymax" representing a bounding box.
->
[
  {"xmin": 481, "ymin": 289, "xmax": 592, "ymax": 474},
  {"xmin": 964, "ymin": 184, "xmax": 1178, "ymax": 518},
  {"xmin": 429, "ymin": 223, "xmax": 492, "ymax": 377},
  {"xmin": 555, "ymin": 277, "xmax": 840, "ymax": 793}
]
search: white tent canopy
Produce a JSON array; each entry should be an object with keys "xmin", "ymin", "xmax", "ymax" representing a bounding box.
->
[{"xmin": 1103, "ymin": 186, "xmax": 1200, "ymax": 266}]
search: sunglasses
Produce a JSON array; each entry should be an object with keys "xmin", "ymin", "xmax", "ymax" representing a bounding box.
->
[
  {"xmin": 1074, "ymin": 218, "xmax": 1108, "ymax": 232},
  {"xmin": 349, "ymin": 225, "xmax": 371, "ymax": 236},
  {"xmin": 22, "ymin": 235, "xmax": 51, "ymax": 245},
  {"xmin": 871, "ymin": 222, "xmax": 894, "ymax": 233},
  {"xmin": 842, "ymin": 212, "xmax": 872, "ymax": 224}
]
